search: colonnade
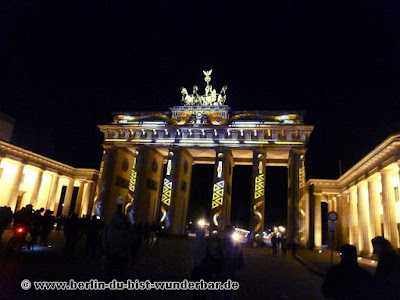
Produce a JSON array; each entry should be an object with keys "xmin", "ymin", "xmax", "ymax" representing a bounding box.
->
[
  {"xmin": 97, "ymin": 144, "xmax": 306, "ymax": 240},
  {"xmin": 307, "ymin": 156, "xmax": 400, "ymax": 253},
  {"xmin": 0, "ymin": 141, "xmax": 98, "ymax": 217}
]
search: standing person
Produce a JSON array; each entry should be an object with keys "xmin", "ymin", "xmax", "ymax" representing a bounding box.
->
[
  {"xmin": 291, "ymin": 238, "xmax": 298, "ymax": 258},
  {"xmin": 63, "ymin": 213, "xmax": 80, "ymax": 260},
  {"xmin": 31, "ymin": 208, "xmax": 44, "ymax": 245},
  {"xmin": 39, "ymin": 210, "xmax": 55, "ymax": 246},
  {"xmin": 281, "ymin": 237, "xmax": 287, "ymax": 258},
  {"xmin": 371, "ymin": 236, "xmax": 400, "ymax": 298},
  {"xmin": 102, "ymin": 198, "xmax": 132, "ymax": 280},
  {"xmin": 190, "ymin": 228, "xmax": 210, "ymax": 300},
  {"xmin": 215, "ymin": 225, "xmax": 244, "ymax": 299},
  {"xmin": 85, "ymin": 215, "xmax": 104, "ymax": 260},
  {"xmin": 321, "ymin": 244, "xmax": 373, "ymax": 299},
  {"xmin": 129, "ymin": 223, "xmax": 142, "ymax": 269},
  {"xmin": 271, "ymin": 234, "xmax": 278, "ymax": 256},
  {"xmin": 0, "ymin": 207, "xmax": 12, "ymax": 242}
]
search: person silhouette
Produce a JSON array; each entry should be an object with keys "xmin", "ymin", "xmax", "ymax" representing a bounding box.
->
[
  {"xmin": 321, "ymin": 244, "xmax": 373, "ymax": 299},
  {"xmin": 63, "ymin": 213, "xmax": 80, "ymax": 260},
  {"xmin": 102, "ymin": 200, "xmax": 132, "ymax": 280},
  {"xmin": 371, "ymin": 236, "xmax": 400, "ymax": 298},
  {"xmin": 281, "ymin": 237, "xmax": 287, "ymax": 258},
  {"xmin": 271, "ymin": 234, "xmax": 278, "ymax": 256}
]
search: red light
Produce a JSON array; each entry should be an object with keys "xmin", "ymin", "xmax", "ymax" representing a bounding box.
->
[{"xmin": 16, "ymin": 227, "xmax": 25, "ymax": 234}]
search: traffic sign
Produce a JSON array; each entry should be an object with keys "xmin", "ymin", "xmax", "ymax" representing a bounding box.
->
[{"xmin": 327, "ymin": 211, "xmax": 338, "ymax": 222}]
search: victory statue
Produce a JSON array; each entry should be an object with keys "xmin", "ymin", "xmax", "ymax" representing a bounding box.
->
[{"xmin": 180, "ymin": 69, "xmax": 227, "ymax": 106}]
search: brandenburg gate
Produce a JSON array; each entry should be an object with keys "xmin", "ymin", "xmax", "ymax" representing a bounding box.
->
[{"xmin": 96, "ymin": 70, "xmax": 313, "ymax": 241}]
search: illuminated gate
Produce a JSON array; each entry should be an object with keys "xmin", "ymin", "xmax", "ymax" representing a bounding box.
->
[{"xmin": 96, "ymin": 70, "xmax": 313, "ymax": 242}]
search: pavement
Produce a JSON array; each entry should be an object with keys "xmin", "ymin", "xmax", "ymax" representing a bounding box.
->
[
  {"xmin": 295, "ymin": 247, "xmax": 377, "ymax": 277},
  {"xmin": 0, "ymin": 228, "xmax": 375, "ymax": 300}
]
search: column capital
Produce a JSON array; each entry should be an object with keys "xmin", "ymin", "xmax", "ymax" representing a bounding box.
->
[
  {"xmin": 380, "ymin": 168, "xmax": 392, "ymax": 176},
  {"xmin": 356, "ymin": 180, "xmax": 368, "ymax": 189},
  {"xmin": 367, "ymin": 173, "xmax": 380, "ymax": 183},
  {"xmin": 291, "ymin": 148, "xmax": 307, "ymax": 156}
]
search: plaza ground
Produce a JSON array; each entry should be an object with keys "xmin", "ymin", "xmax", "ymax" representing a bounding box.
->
[{"xmin": 0, "ymin": 229, "xmax": 375, "ymax": 300}]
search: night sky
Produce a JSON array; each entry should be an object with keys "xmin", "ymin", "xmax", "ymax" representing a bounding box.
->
[{"xmin": 2, "ymin": 1, "xmax": 400, "ymax": 228}]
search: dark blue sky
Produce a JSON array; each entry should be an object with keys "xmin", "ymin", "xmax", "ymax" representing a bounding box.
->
[{"xmin": 2, "ymin": 1, "xmax": 400, "ymax": 226}]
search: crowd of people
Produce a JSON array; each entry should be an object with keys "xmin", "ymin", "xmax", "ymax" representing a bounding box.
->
[
  {"xmin": 2, "ymin": 201, "xmax": 400, "ymax": 298},
  {"xmin": 0, "ymin": 204, "xmax": 55, "ymax": 247},
  {"xmin": 322, "ymin": 237, "xmax": 400, "ymax": 299},
  {"xmin": 270, "ymin": 234, "xmax": 296, "ymax": 258},
  {"xmin": 190, "ymin": 225, "xmax": 244, "ymax": 299}
]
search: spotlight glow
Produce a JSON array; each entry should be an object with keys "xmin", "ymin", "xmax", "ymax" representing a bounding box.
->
[{"xmin": 197, "ymin": 219, "xmax": 206, "ymax": 227}]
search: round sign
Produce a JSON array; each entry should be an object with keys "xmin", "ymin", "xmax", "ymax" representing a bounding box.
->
[{"xmin": 327, "ymin": 211, "xmax": 338, "ymax": 222}]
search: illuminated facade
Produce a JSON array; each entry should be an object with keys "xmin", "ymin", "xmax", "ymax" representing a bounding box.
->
[
  {"xmin": 96, "ymin": 70, "xmax": 313, "ymax": 239},
  {"xmin": 305, "ymin": 134, "xmax": 400, "ymax": 253},
  {"xmin": 0, "ymin": 139, "xmax": 98, "ymax": 217}
]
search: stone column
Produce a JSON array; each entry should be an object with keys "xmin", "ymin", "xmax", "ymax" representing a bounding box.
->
[
  {"xmin": 47, "ymin": 173, "xmax": 60, "ymax": 211},
  {"xmin": 169, "ymin": 148, "xmax": 193, "ymax": 235},
  {"xmin": 302, "ymin": 191, "xmax": 310, "ymax": 247},
  {"xmin": 349, "ymin": 187, "xmax": 360, "ymax": 249},
  {"xmin": 380, "ymin": 170, "xmax": 399, "ymax": 247},
  {"xmin": 314, "ymin": 194, "xmax": 322, "ymax": 249},
  {"xmin": 250, "ymin": 149, "xmax": 266, "ymax": 239},
  {"xmin": 74, "ymin": 181, "xmax": 85, "ymax": 216},
  {"xmin": 367, "ymin": 176, "xmax": 382, "ymax": 239},
  {"xmin": 96, "ymin": 147, "xmax": 117, "ymax": 223},
  {"xmin": 8, "ymin": 161, "xmax": 25, "ymax": 211},
  {"xmin": 287, "ymin": 149, "xmax": 305, "ymax": 243},
  {"xmin": 97, "ymin": 146, "xmax": 137, "ymax": 224},
  {"xmin": 160, "ymin": 150, "xmax": 175, "ymax": 230},
  {"xmin": 30, "ymin": 168, "xmax": 44, "ymax": 208},
  {"xmin": 134, "ymin": 146, "xmax": 164, "ymax": 225},
  {"xmin": 336, "ymin": 193, "xmax": 350, "ymax": 246},
  {"xmin": 62, "ymin": 178, "xmax": 75, "ymax": 217},
  {"xmin": 357, "ymin": 181, "xmax": 372, "ymax": 253},
  {"xmin": 211, "ymin": 149, "xmax": 234, "ymax": 231},
  {"xmin": 83, "ymin": 181, "xmax": 95, "ymax": 217}
]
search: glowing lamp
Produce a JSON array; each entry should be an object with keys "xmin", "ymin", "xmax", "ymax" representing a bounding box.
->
[
  {"xmin": 231, "ymin": 232, "xmax": 240, "ymax": 241},
  {"xmin": 16, "ymin": 227, "xmax": 25, "ymax": 234},
  {"xmin": 197, "ymin": 219, "xmax": 206, "ymax": 227}
]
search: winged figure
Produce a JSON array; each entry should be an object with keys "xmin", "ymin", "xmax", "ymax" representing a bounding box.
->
[{"xmin": 203, "ymin": 69, "xmax": 213, "ymax": 76}]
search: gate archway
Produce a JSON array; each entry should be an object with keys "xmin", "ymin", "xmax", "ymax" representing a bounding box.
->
[{"xmin": 96, "ymin": 70, "xmax": 313, "ymax": 242}]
